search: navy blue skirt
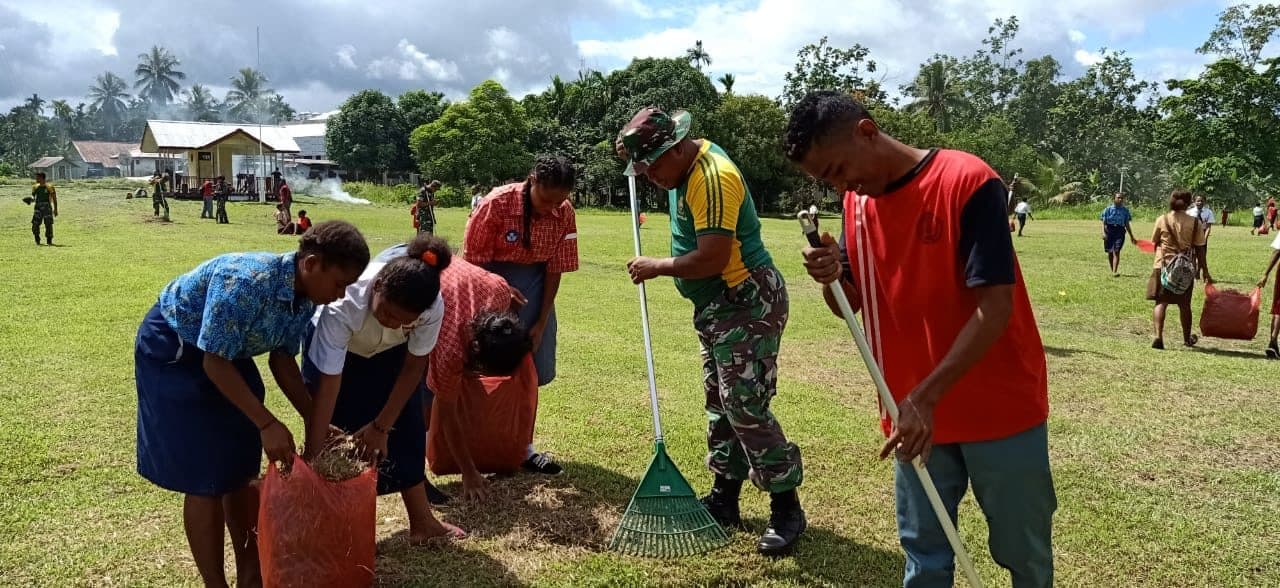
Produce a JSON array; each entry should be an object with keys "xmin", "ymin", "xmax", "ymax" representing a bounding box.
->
[
  {"xmin": 483, "ymin": 261, "xmax": 557, "ymax": 387},
  {"xmin": 302, "ymin": 328, "xmax": 426, "ymax": 496},
  {"xmin": 1104, "ymin": 224, "xmax": 1127, "ymax": 253},
  {"xmin": 135, "ymin": 303, "xmax": 266, "ymax": 496}
]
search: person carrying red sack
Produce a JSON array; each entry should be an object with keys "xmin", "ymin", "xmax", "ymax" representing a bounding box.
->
[{"xmin": 1255, "ymin": 231, "xmax": 1280, "ymax": 358}]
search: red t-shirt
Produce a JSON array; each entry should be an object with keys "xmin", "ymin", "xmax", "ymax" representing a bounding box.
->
[
  {"xmin": 297, "ymin": 216, "xmax": 312, "ymax": 231},
  {"xmin": 426, "ymin": 258, "xmax": 515, "ymax": 401},
  {"xmin": 201, "ymin": 181, "xmax": 213, "ymax": 199},
  {"xmin": 279, "ymin": 184, "xmax": 292, "ymax": 206},
  {"xmin": 841, "ymin": 149, "xmax": 1048, "ymax": 444},
  {"xmin": 463, "ymin": 183, "xmax": 579, "ymax": 274}
]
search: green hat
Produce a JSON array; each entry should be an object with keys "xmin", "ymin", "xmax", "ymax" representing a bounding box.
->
[{"xmin": 616, "ymin": 106, "xmax": 692, "ymax": 176}]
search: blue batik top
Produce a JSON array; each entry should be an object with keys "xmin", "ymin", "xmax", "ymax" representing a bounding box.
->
[
  {"xmin": 1101, "ymin": 204, "xmax": 1132, "ymax": 226},
  {"xmin": 158, "ymin": 252, "xmax": 314, "ymax": 359}
]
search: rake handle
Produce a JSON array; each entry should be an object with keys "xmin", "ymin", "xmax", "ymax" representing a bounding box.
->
[
  {"xmin": 629, "ymin": 176, "xmax": 664, "ymax": 442},
  {"xmin": 799, "ymin": 211, "xmax": 984, "ymax": 588}
]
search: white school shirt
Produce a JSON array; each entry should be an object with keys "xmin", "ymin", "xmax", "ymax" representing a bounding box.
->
[
  {"xmin": 1270, "ymin": 232, "xmax": 1280, "ymax": 251},
  {"xmin": 1014, "ymin": 202, "xmax": 1031, "ymax": 215},
  {"xmin": 1187, "ymin": 206, "xmax": 1215, "ymax": 225},
  {"xmin": 1254, "ymin": 206, "xmax": 1265, "ymax": 217},
  {"xmin": 308, "ymin": 261, "xmax": 445, "ymax": 376}
]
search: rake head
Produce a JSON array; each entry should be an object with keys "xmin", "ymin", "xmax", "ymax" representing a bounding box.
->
[{"xmin": 609, "ymin": 441, "xmax": 730, "ymax": 558}]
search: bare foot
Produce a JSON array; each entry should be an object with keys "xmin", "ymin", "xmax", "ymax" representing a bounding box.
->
[{"xmin": 408, "ymin": 521, "xmax": 467, "ymax": 545}]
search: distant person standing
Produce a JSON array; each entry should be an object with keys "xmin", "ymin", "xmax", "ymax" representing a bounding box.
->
[
  {"xmin": 200, "ymin": 179, "xmax": 215, "ymax": 219},
  {"xmin": 278, "ymin": 178, "xmax": 293, "ymax": 219},
  {"xmin": 1187, "ymin": 195, "xmax": 1215, "ymax": 280},
  {"xmin": 271, "ymin": 168, "xmax": 283, "ymax": 200},
  {"xmin": 1252, "ymin": 202, "xmax": 1265, "ymax": 235},
  {"xmin": 1014, "ymin": 197, "xmax": 1033, "ymax": 237},
  {"xmin": 1267, "ymin": 197, "xmax": 1276, "ymax": 230},
  {"xmin": 413, "ymin": 180, "xmax": 440, "ymax": 235},
  {"xmin": 470, "ymin": 186, "xmax": 484, "ymax": 215},
  {"xmin": 1256, "ymin": 234, "xmax": 1280, "ymax": 359},
  {"xmin": 28, "ymin": 172, "xmax": 58, "ymax": 246},
  {"xmin": 151, "ymin": 173, "xmax": 169, "ymax": 222},
  {"xmin": 1101, "ymin": 193, "xmax": 1138, "ymax": 277},
  {"xmin": 215, "ymin": 177, "xmax": 230, "ymax": 224}
]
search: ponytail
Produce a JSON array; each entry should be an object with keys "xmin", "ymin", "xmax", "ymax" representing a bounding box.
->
[{"xmin": 375, "ymin": 234, "xmax": 453, "ymax": 314}]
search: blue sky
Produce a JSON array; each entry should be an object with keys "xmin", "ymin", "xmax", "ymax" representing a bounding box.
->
[{"xmin": 0, "ymin": 0, "xmax": 1262, "ymax": 113}]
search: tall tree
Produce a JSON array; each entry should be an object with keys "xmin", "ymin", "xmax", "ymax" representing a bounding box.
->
[
  {"xmin": 134, "ymin": 46, "xmax": 186, "ymax": 106},
  {"xmin": 604, "ymin": 58, "xmax": 721, "ymax": 141},
  {"xmin": 704, "ymin": 94, "xmax": 797, "ymax": 211},
  {"xmin": 398, "ymin": 90, "xmax": 448, "ymax": 132},
  {"xmin": 905, "ymin": 57, "xmax": 967, "ymax": 132},
  {"xmin": 182, "ymin": 84, "xmax": 221, "ymax": 122},
  {"xmin": 717, "ymin": 73, "xmax": 736, "ymax": 95},
  {"xmin": 23, "ymin": 94, "xmax": 46, "ymax": 116},
  {"xmin": 224, "ymin": 68, "xmax": 272, "ymax": 123},
  {"xmin": 87, "ymin": 72, "xmax": 130, "ymax": 139},
  {"xmin": 781, "ymin": 36, "xmax": 882, "ymax": 108},
  {"xmin": 326, "ymin": 90, "xmax": 410, "ymax": 179},
  {"xmin": 1197, "ymin": 3, "xmax": 1280, "ymax": 67},
  {"xmin": 410, "ymin": 80, "xmax": 531, "ymax": 185},
  {"xmin": 1007, "ymin": 56, "xmax": 1062, "ymax": 141},
  {"xmin": 685, "ymin": 40, "xmax": 712, "ymax": 70}
]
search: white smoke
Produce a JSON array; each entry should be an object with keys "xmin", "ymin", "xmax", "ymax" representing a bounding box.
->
[{"xmin": 290, "ymin": 176, "xmax": 369, "ymax": 204}]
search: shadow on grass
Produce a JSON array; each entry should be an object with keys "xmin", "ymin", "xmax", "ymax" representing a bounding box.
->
[
  {"xmin": 754, "ymin": 522, "xmax": 906, "ymax": 587},
  {"xmin": 1194, "ymin": 346, "xmax": 1265, "ymax": 360},
  {"xmin": 1044, "ymin": 345, "xmax": 1114, "ymax": 359}
]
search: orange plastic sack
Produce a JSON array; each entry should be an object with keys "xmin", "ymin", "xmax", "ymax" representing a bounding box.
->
[
  {"xmin": 428, "ymin": 355, "xmax": 538, "ymax": 476},
  {"xmin": 258, "ymin": 456, "xmax": 377, "ymax": 588},
  {"xmin": 1199, "ymin": 284, "xmax": 1261, "ymax": 340}
]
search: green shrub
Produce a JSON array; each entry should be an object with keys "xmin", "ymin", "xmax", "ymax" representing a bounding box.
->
[{"xmin": 435, "ymin": 185, "xmax": 467, "ymax": 207}]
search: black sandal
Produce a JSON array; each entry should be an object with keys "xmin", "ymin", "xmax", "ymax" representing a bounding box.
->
[
  {"xmin": 1152, "ymin": 339, "xmax": 1165, "ymax": 350},
  {"xmin": 1184, "ymin": 335, "xmax": 1199, "ymax": 348}
]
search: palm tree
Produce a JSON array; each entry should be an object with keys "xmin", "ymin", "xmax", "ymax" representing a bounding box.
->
[
  {"xmin": 905, "ymin": 59, "xmax": 967, "ymax": 133},
  {"xmin": 717, "ymin": 73, "xmax": 736, "ymax": 95},
  {"xmin": 24, "ymin": 93, "xmax": 46, "ymax": 116},
  {"xmin": 685, "ymin": 40, "xmax": 712, "ymax": 70},
  {"xmin": 225, "ymin": 68, "xmax": 272, "ymax": 122},
  {"xmin": 134, "ymin": 46, "xmax": 186, "ymax": 105},
  {"xmin": 263, "ymin": 94, "xmax": 295, "ymax": 123},
  {"xmin": 88, "ymin": 72, "xmax": 130, "ymax": 137},
  {"xmin": 182, "ymin": 84, "xmax": 220, "ymax": 122}
]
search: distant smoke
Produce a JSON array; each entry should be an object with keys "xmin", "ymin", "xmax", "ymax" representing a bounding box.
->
[{"xmin": 290, "ymin": 175, "xmax": 369, "ymax": 204}]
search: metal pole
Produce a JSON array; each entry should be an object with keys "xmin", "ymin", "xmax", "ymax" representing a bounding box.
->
[{"xmin": 257, "ymin": 26, "xmax": 265, "ymax": 203}]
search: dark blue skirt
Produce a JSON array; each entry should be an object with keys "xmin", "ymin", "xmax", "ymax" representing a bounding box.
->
[
  {"xmin": 483, "ymin": 261, "xmax": 557, "ymax": 386},
  {"xmin": 302, "ymin": 328, "xmax": 426, "ymax": 496},
  {"xmin": 135, "ymin": 303, "xmax": 266, "ymax": 496},
  {"xmin": 1104, "ymin": 224, "xmax": 1127, "ymax": 253}
]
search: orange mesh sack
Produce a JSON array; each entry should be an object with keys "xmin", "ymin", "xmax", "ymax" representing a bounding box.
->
[
  {"xmin": 1200, "ymin": 284, "xmax": 1261, "ymax": 340},
  {"xmin": 258, "ymin": 456, "xmax": 377, "ymax": 588},
  {"xmin": 428, "ymin": 355, "xmax": 538, "ymax": 476}
]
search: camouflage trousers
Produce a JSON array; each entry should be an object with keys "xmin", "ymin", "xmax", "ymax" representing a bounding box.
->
[
  {"xmin": 31, "ymin": 202, "xmax": 53, "ymax": 243},
  {"xmin": 693, "ymin": 265, "xmax": 803, "ymax": 493},
  {"xmin": 152, "ymin": 194, "xmax": 169, "ymax": 221}
]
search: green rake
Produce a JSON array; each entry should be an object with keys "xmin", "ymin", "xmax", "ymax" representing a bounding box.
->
[{"xmin": 608, "ymin": 175, "xmax": 731, "ymax": 558}]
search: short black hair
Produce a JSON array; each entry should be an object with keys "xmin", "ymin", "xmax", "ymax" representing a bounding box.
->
[
  {"xmin": 375, "ymin": 234, "xmax": 453, "ymax": 314},
  {"xmin": 298, "ymin": 209, "xmax": 307, "ymax": 217},
  {"xmin": 298, "ymin": 220, "xmax": 369, "ymax": 273},
  {"xmin": 35, "ymin": 172, "xmax": 46, "ymax": 180},
  {"xmin": 784, "ymin": 90, "xmax": 875, "ymax": 162},
  {"xmin": 469, "ymin": 311, "xmax": 532, "ymax": 375}
]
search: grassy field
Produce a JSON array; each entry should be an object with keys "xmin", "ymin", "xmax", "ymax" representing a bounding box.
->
[{"xmin": 1, "ymin": 181, "xmax": 1278, "ymax": 587}]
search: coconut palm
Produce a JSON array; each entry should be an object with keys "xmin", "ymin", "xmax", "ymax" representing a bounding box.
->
[
  {"xmin": 88, "ymin": 72, "xmax": 131, "ymax": 137},
  {"xmin": 24, "ymin": 94, "xmax": 46, "ymax": 116},
  {"xmin": 717, "ymin": 73, "xmax": 736, "ymax": 95},
  {"xmin": 182, "ymin": 84, "xmax": 221, "ymax": 122},
  {"xmin": 225, "ymin": 68, "xmax": 273, "ymax": 122},
  {"xmin": 905, "ymin": 59, "xmax": 967, "ymax": 133},
  {"xmin": 685, "ymin": 40, "xmax": 712, "ymax": 70},
  {"xmin": 134, "ymin": 46, "xmax": 186, "ymax": 105}
]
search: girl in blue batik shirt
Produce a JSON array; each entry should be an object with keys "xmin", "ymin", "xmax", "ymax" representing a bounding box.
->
[
  {"xmin": 1101, "ymin": 193, "xmax": 1139, "ymax": 277},
  {"xmin": 134, "ymin": 221, "xmax": 369, "ymax": 587},
  {"xmin": 302, "ymin": 234, "xmax": 466, "ymax": 543}
]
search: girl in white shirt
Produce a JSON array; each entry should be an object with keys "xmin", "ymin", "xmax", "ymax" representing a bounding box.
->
[{"xmin": 302, "ymin": 234, "xmax": 465, "ymax": 542}]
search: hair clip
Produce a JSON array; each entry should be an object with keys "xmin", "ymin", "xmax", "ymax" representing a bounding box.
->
[{"xmin": 421, "ymin": 251, "xmax": 438, "ymax": 267}]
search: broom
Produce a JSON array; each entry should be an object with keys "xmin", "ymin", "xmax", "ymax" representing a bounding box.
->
[
  {"xmin": 798, "ymin": 207, "xmax": 984, "ymax": 588},
  {"xmin": 608, "ymin": 175, "xmax": 731, "ymax": 558}
]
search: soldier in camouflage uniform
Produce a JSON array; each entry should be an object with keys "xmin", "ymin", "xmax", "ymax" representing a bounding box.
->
[
  {"xmin": 150, "ymin": 173, "xmax": 169, "ymax": 221},
  {"xmin": 29, "ymin": 172, "xmax": 58, "ymax": 245},
  {"xmin": 617, "ymin": 106, "xmax": 806, "ymax": 556}
]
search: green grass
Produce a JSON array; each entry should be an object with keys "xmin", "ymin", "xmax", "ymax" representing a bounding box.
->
[{"xmin": 2, "ymin": 186, "xmax": 1278, "ymax": 587}]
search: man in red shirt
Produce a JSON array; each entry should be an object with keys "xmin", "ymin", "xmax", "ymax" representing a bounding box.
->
[
  {"xmin": 787, "ymin": 91, "xmax": 1054, "ymax": 587},
  {"xmin": 200, "ymin": 179, "xmax": 215, "ymax": 219}
]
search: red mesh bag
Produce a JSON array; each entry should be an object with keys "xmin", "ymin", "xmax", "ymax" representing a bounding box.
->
[
  {"xmin": 1200, "ymin": 284, "xmax": 1261, "ymax": 340},
  {"xmin": 258, "ymin": 456, "xmax": 377, "ymax": 588},
  {"xmin": 428, "ymin": 356, "xmax": 538, "ymax": 476}
]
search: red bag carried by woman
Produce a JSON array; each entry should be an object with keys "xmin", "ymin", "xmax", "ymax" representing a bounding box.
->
[
  {"xmin": 258, "ymin": 456, "xmax": 377, "ymax": 588},
  {"xmin": 1199, "ymin": 284, "xmax": 1261, "ymax": 340},
  {"xmin": 428, "ymin": 356, "xmax": 538, "ymax": 476}
]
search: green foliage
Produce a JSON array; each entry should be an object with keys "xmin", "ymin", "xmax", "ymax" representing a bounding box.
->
[
  {"xmin": 411, "ymin": 80, "xmax": 531, "ymax": 186},
  {"xmin": 342, "ymin": 181, "xmax": 417, "ymax": 205},
  {"xmin": 326, "ymin": 90, "xmax": 411, "ymax": 179},
  {"xmin": 434, "ymin": 184, "xmax": 467, "ymax": 208},
  {"xmin": 1197, "ymin": 3, "xmax": 1280, "ymax": 66},
  {"xmin": 399, "ymin": 90, "xmax": 449, "ymax": 131},
  {"xmin": 603, "ymin": 58, "xmax": 720, "ymax": 140},
  {"xmin": 781, "ymin": 36, "xmax": 883, "ymax": 108},
  {"xmin": 0, "ymin": 162, "xmax": 16, "ymax": 177},
  {"xmin": 704, "ymin": 94, "xmax": 797, "ymax": 211}
]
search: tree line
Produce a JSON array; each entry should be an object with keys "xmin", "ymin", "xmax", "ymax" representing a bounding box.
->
[{"xmin": 4, "ymin": 4, "xmax": 1278, "ymax": 212}]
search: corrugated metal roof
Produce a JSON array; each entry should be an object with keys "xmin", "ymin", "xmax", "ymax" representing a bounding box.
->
[
  {"xmin": 71, "ymin": 141, "xmax": 136, "ymax": 164},
  {"xmin": 29, "ymin": 156, "xmax": 69, "ymax": 168},
  {"xmin": 143, "ymin": 120, "xmax": 301, "ymax": 153}
]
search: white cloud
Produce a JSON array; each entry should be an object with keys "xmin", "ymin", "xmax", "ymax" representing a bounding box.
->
[
  {"xmin": 366, "ymin": 39, "xmax": 460, "ymax": 82},
  {"xmin": 1075, "ymin": 49, "xmax": 1105, "ymax": 66},
  {"xmin": 335, "ymin": 44, "xmax": 357, "ymax": 70},
  {"xmin": 1069, "ymin": 29, "xmax": 1087, "ymax": 44}
]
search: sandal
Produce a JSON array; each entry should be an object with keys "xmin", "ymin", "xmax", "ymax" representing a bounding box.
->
[
  {"xmin": 1184, "ymin": 335, "xmax": 1199, "ymax": 348},
  {"xmin": 1152, "ymin": 339, "xmax": 1164, "ymax": 350}
]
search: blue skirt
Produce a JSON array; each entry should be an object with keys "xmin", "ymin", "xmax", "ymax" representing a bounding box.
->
[
  {"xmin": 1104, "ymin": 224, "xmax": 1127, "ymax": 253},
  {"xmin": 135, "ymin": 303, "xmax": 266, "ymax": 496},
  {"xmin": 483, "ymin": 261, "xmax": 557, "ymax": 386},
  {"xmin": 302, "ymin": 328, "xmax": 426, "ymax": 496}
]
